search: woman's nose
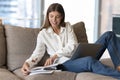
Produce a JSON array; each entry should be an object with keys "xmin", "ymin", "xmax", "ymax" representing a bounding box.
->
[{"xmin": 53, "ymin": 17, "xmax": 56, "ymax": 22}]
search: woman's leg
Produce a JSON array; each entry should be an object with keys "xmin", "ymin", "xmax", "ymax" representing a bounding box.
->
[
  {"xmin": 62, "ymin": 56, "xmax": 120, "ymax": 79},
  {"xmin": 95, "ymin": 31, "xmax": 120, "ymax": 67}
]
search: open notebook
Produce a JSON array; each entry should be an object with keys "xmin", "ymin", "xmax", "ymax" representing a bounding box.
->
[
  {"xmin": 29, "ymin": 63, "xmax": 61, "ymax": 75},
  {"xmin": 71, "ymin": 43, "xmax": 102, "ymax": 60}
]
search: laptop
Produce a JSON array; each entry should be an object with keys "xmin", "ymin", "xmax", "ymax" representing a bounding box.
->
[{"xmin": 70, "ymin": 43, "xmax": 102, "ymax": 60}]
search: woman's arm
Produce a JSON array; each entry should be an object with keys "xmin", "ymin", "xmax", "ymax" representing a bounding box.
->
[{"xmin": 25, "ymin": 31, "xmax": 46, "ymax": 67}]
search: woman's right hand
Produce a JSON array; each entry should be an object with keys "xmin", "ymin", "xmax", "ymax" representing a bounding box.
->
[
  {"xmin": 21, "ymin": 62, "xmax": 30, "ymax": 76},
  {"xmin": 44, "ymin": 54, "xmax": 58, "ymax": 66}
]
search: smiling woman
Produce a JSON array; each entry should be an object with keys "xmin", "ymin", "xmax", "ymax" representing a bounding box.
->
[
  {"xmin": 21, "ymin": 3, "xmax": 120, "ymax": 79},
  {"xmin": 44, "ymin": 0, "xmax": 96, "ymax": 43},
  {"xmin": 48, "ymin": 11, "xmax": 62, "ymax": 34}
]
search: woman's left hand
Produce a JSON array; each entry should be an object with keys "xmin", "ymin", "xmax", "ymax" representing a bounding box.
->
[{"xmin": 44, "ymin": 54, "xmax": 58, "ymax": 66}]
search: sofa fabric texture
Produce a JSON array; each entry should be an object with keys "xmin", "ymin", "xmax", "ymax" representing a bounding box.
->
[
  {"xmin": 0, "ymin": 68, "xmax": 21, "ymax": 80},
  {"xmin": 0, "ymin": 25, "xmax": 6, "ymax": 67},
  {"xmin": 72, "ymin": 22, "xmax": 88, "ymax": 43},
  {"xmin": 0, "ymin": 21, "xmax": 117, "ymax": 80},
  {"xmin": 25, "ymin": 71, "xmax": 76, "ymax": 80},
  {"xmin": 5, "ymin": 25, "xmax": 40, "ymax": 71},
  {"xmin": 76, "ymin": 72, "xmax": 116, "ymax": 80}
]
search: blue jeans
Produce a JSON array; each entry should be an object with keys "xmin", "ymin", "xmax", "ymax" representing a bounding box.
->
[
  {"xmin": 62, "ymin": 56, "xmax": 120, "ymax": 79},
  {"xmin": 61, "ymin": 31, "xmax": 120, "ymax": 79},
  {"xmin": 95, "ymin": 31, "xmax": 120, "ymax": 67}
]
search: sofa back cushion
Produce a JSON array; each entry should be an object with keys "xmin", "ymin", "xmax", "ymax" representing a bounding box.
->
[
  {"xmin": 0, "ymin": 25, "xmax": 6, "ymax": 67},
  {"xmin": 72, "ymin": 21, "xmax": 88, "ymax": 43},
  {"xmin": 5, "ymin": 25, "xmax": 40, "ymax": 71},
  {"xmin": 5, "ymin": 21, "xmax": 88, "ymax": 71}
]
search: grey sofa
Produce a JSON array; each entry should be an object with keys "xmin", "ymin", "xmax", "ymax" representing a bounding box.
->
[{"xmin": 0, "ymin": 21, "xmax": 117, "ymax": 80}]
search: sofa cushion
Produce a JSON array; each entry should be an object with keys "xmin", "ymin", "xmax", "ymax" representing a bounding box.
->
[
  {"xmin": 0, "ymin": 25, "xmax": 6, "ymax": 67},
  {"xmin": 76, "ymin": 72, "xmax": 117, "ymax": 80},
  {"xmin": 5, "ymin": 25, "xmax": 40, "ymax": 71},
  {"xmin": 0, "ymin": 68, "xmax": 21, "ymax": 80},
  {"xmin": 14, "ymin": 68, "xmax": 76, "ymax": 80},
  {"xmin": 26, "ymin": 71, "xmax": 76, "ymax": 80},
  {"xmin": 13, "ymin": 68, "xmax": 25, "ymax": 80},
  {"xmin": 72, "ymin": 21, "xmax": 88, "ymax": 43},
  {"xmin": 100, "ymin": 58, "xmax": 114, "ymax": 69}
]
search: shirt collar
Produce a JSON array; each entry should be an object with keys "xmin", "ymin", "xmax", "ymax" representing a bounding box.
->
[{"xmin": 47, "ymin": 26, "xmax": 65, "ymax": 34}]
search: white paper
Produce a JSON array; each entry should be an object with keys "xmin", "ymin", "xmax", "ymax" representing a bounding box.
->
[
  {"xmin": 29, "ymin": 70, "xmax": 54, "ymax": 75},
  {"xmin": 29, "ymin": 63, "xmax": 60, "ymax": 75}
]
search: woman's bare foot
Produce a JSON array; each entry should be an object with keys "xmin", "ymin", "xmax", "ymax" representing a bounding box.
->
[{"xmin": 116, "ymin": 66, "xmax": 120, "ymax": 72}]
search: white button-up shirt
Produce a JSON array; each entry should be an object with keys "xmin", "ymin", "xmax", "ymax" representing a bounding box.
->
[{"xmin": 26, "ymin": 22, "xmax": 78, "ymax": 67}]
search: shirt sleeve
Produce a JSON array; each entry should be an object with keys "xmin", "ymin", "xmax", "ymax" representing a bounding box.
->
[
  {"xmin": 56, "ymin": 22, "xmax": 78, "ymax": 57},
  {"xmin": 25, "ymin": 31, "xmax": 46, "ymax": 67}
]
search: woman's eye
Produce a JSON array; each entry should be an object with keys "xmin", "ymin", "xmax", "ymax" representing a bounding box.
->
[{"xmin": 56, "ymin": 16, "xmax": 60, "ymax": 18}]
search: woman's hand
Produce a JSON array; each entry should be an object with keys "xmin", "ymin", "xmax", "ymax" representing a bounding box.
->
[
  {"xmin": 44, "ymin": 54, "xmax": 58, "ymax": 66},
  {"xmin": 21, "ymin": 62, "xmax": 30, "ymax": 76}
]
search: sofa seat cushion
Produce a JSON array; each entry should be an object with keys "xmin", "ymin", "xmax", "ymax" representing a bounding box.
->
[
  {"xmin": 26, "ymin": 71, "xmax": 76, "ymax": 80},
  {"xmin": 0, "ymin": 25, "xmax": 6, "ymax": 67},
  {"xmin": 13, "ymin": 68, "xmax": 25, "ymax": 80},
  {"xmin": 76, "ymin": 72, "xmax": 117, "ymax": 80},
  {"xmin": 14, "ymin": 68, "xmax": 76, "ymax": 80},
  {"xmin": 0, "ymin": 68, "xmax": 21, "ymax": 80},
  {"xmin": 100, "ymin": 58, "xmax": 114, "ymax": 69}
]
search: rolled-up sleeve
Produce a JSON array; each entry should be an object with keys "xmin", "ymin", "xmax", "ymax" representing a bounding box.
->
[{"xmin": 25, "ymin": 31, "xmax": 46, "ymax": 67}]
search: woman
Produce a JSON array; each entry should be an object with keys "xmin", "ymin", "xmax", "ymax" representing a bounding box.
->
[{"xmin": 21, "ymin": 3, "xmax": 120, "ymax": 79}]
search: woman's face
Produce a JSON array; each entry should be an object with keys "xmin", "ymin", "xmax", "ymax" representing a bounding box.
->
[{"xmin": 48, "ymin": 11, "xmax": 63, "ymax": 28}]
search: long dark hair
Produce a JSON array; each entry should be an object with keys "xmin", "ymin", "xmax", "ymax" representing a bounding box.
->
[{"xmin": 41, "ymin": 3, "xmax": 65, "ymax": 29}]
